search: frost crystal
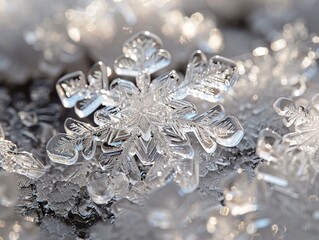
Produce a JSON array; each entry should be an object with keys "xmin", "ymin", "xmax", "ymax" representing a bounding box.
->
[
  {"xmin": 274, "ymin": 93, "xmax": 319, "ymax": 163},
  {"xmin": 241, "ymin": 128, "xmax": 319, "ymax": 238},
  {"xmin": 0, "ymin": 124, "xmax": 45, "ymax": 179},
  {"xmin": 47, "ymin": 31, "xmax": 243, "ymax": 203}
]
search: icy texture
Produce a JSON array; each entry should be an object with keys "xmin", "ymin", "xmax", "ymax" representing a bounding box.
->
[
  {"xmin": 0, "ymin": 81, "xmax": 64, "ymax": 179},
  {"xmin": 274, "ymin": 93, "xmax": 319, "ymax": 164},
  {"xmin": 87, "ymin": 170, "xmax": 129, "ymax": 204},
  {"xmin": 230, "ymin": 128, "xmax": 319, "ymax": 238},
  {"xmin": 47, "ymin": 31, "xmax": 243, "ymax": 203},
  {"xmin": 0, "ymin": 124, "xmax": 45, "ymax": 178},
  {"xmin": 39, "ymin": 216, "xmax": 77, "ymax": 240},
  {"xmin": 0, "ymin": 172, "xmax": 42, "ymax": 240},
  {"xmin": 90, "ymin": 184, "xmax": 244, "ymax": 240},
  {"xmin": 222, "ymin": 55, "xmax": 285, "ymax": 154},
  {"xmin": 222, "ymin": 23, "xmax": 319, "ymax": 152},
  {"xmin": 0, "ymin": 81, "xmax": 62, "ymax": 162},
  {"xmin": 221, "ymin": 21, "xmax": 319, "ymax": 153},
  {"xmin": 35, "ymin": 162, "xmax": 96, "ymax": 218},
  {"xmin": 1, "ymin": 19, "xmax": 318, "ymax": 240},
  {"xmin": 202, "ymin": 127, "xmax": 319, "ymax": 239}
]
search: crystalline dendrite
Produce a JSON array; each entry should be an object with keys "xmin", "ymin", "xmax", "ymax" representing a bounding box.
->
[
  {"xmin": 47, "ymin": 31, "xmax": 243, "ymax": 202},
  {"xmin": 0, "ymin": 124, "xmax": 45, "ymax": 179},
  {"xmin": 274, "ymin": 94, "xmax": 319, "ymax": 157}
]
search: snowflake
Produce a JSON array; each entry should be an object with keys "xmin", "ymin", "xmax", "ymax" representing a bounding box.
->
[
  {"xmin": 273, "ymin": 93, "xmax": 319, "ymax": 164},
  {"xmin": 222, "ymin": 128, "xmax": 319, "ymax": 238},
  {"xmin": 47, "ymin": 31, "xmax": 243, "ymax": 203}
]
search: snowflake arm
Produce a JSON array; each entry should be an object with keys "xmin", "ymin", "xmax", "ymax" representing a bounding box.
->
[
  {"xmin": 56, "ymin": 61, "xmax": 112, "ymax": 118},
  {"xmin": 114, "ymin": 31, "xmax": 171, "ymax": 77},
  {"xmin": 177, "ymin": 50, "xmax": 239, "ymax": 102}
]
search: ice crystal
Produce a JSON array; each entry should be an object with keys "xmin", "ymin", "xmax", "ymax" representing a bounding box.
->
[
  {"xmin": 0, "ymin": 82, "xmax": 62, "ymax": 180},
  {"xmin": 47, "ymin": 31, "xmax": 243, "ymax": 203},
  {"xmin": 218, "ymin": 54, "xmax": 287, "ymax": 164},
  {"xmin": 234, "ymin": 128, "xmax": 319, "ymax": 238},
  {"xmin": 0, "ymin": 124, "xmax": 45, "ymax": 178},
  {"xmin": 34, "ymin": 161, "xmax": 96, "ymax": 219},
  {"xmin": 209, "ymin": 128, "xmax": 319, "ymax": 239},
  {"xmin": 221, "ymin": 22, "xmax": 319, "ymax": 153},
  {"xmin": 223, "ymin": 22, "xmax": 319, "ymax": 150},
  {"xmin": 274, "ymin": 93, "xmax": 319, "ymax": 163}
]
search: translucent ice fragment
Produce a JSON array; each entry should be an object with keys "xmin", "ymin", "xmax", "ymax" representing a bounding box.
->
[
  {"xmin": 256, "ymin": 129, "xmax": 282, "ymax": 162},
  {"xmin": 173, "ymin": 158, "xmax": 199, "ymax": 193},
  {"xmin": 112, "ymin": 172, "xmax": 129, "ymax": 200},
  {"xmin": 0, "ymin": 125, "xmax": 45, "ymax": 179},
  {"xmin": 87, "ymin": 170, "xmax": 114, "ymax": 204},
  {"xmin": 18, "ymin": 111, "xmax": 38, "ymax": 127},
  {"xmin": 256, "ymin": 164, "xmax": 289, "ymax": 187},
  {"xmin": 1, "ymin": 151, "xmax": 45, "ymax": 179},
  {"xmin": 192, "ymin": 125, "xmax": 217, "ymax": 153},
  {"xmin": 56, "ymin": 71, "xmax": 86, "ymax": 108}
]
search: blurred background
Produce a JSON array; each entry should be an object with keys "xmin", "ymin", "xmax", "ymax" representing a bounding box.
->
[{"xmin": 0, "ymin": 0, "xmax": 318, "ymax": 84}]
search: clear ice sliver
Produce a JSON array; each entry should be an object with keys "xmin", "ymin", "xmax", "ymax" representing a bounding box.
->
[{"xmin": 46, "ymin": 31, "xmax": 244, "ymax": 204}]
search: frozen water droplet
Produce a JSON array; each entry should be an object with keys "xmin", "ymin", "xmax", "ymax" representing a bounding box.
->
[{"xmin": 87, "ymin": 170, "xmax": 114, "ymax": 204}]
